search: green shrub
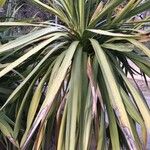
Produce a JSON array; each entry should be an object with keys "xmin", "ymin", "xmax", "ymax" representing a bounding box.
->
[{"xmin": 0, "ymin": 0, "xmax": 150, "ymax": 149}]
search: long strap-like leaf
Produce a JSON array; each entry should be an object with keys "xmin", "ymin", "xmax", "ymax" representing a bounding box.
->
[
  {"xmin": 90, "ymin": 38, "xmax": 136, "ymax": 149},
  {"xmin": 21, "ymin": 41, "xmax": 79, "ymax": 149}
]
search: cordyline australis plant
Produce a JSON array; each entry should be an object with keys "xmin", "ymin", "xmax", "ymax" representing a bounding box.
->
[{"xmin": 0, "ymin": 0, "xmax": 150, "ymax": 149}]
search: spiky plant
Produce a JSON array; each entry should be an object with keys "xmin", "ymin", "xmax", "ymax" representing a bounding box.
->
[{"xmin": 0, "ymin": 0, "xmax": 150, "ymax": 149}]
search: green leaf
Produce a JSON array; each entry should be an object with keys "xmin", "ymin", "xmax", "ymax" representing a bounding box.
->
[
  {"xmin": 126, "ymin": 52, "xmax": 150, "ymax": 68},
  {"xmin": 48, "ymin": 51, "xmax": 66, "ymax": 85},
  {"xmin": 21, "ymin": 41, "xmax": 79, "ymax": 148},
  {"xmin": 120, "ymin": 88, "xmax": 147, "ymax": 147},
  {"xmin": 81, "ymin": 87, "xmax": 92, "ymax": 150},
  {"xmin": 68, "ymin": 48, "xmax": 82, "ymax": 150},
  {"xmin": 119, "ymin": 70, "xmax": 150, "ymax": 132},
  {"xmin": 97, "ymin": 110, "xmax": 106, "ymax": 150},
  {"xmin": 88, "ymin": 29, "xmax": 139, "ymax": 38},
  {"xmin": 99, "ymin": 73, "xmax": 120, "ymax": 149},
  {"xmin": 0, "ymin": 0, "xmax": 6, "ymax": 7},
  {"xmin": 31, "ymin": 0, "xmax": 69, "ymax": 24},
  {"xmin": 78, "ymin": 0, "xmax": 85, "ymax": 33},
  {"xmin": 0, "ymin": 27, "xmax": 62, "ymax": 54},
  {"xmin": 21, "ymin": 65, "xmax": 52, "ymax": 143},
  {"xmin": 90, "ymin": 38, "xmax": 136, "ymax": 149},
  {"xmin": 0, "ymin": 118, "xmax": 18, "ymax": 147},
  {"xmin": 102, "ymin": 43, "xmax": 133, "ymax": 52},
  {"xmin": 106, "ymin": 38, "xmax": 150, "ymax": 58},
  {"xmin": 133, "ymin": 61, "xmax": 150, "ymax": 77},
  {"xmin": 31, "ymin": 0, "xmax": 60, "ymax": 16},
  {"xmin": 89, "ymin": 0, "xmax": 123, "ymax": 27},
  {"xmin": 13, "ymin": 80, "xmax": 35, "ymax": 139},
  {"xmin": 127, "ymin": 39, "xmax": 150, "ymax": 58},
  {"xmin": 57, "ymin": 93, "xmax": 68, "ymax": 150},
  {"xmin": 0, "ymin": 35, "xmax": 61, "ymax": 78},
  {"xmin": 124, "ymin": 1, "xmax": 150, "ymax": 19},
  {"xmin": 0, "ymin": 22, "xmax": 46, "ymax": 27},
  {"xmin": 0, "ymin": 42, "xmax": 65, "ymax": 110},
  {"xmin": 111, "ymin": 0, "xmax": 140, "ymax": 25}
]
